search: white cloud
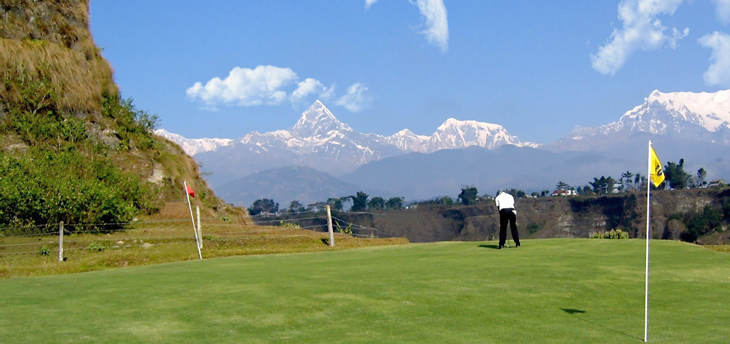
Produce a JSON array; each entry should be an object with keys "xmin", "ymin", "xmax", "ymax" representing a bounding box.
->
[
  {"xmin": 186, "ymin": 65, "xmax": 298, "ymax": 107},
  {"xmin": 590, "ymin": 0, "xmax": 688, "ymax": 76},
  {"xmin": 409, "ymin": 0, "xmax": 449, "ymax": 53},
  {"xmin": 699, "ymin": 31, "xmax": 730, "ymax": 86},
  {"xmin": 335, "ymin": 83, "xmax": 371, "ymax": 112},
  {"xmin": 187, "ymin": 65, "xmax": 368, "ymax": 111},
  {"xmin": 365, "ymin": 0, "xmax": 377, "ymax": 10},
  {"xmin": 289, "ymin": 78, "xmax": 335, "ymax": 106},
  {"xmin": 712, "ymin": 0, "xmax": 730, "ymax": 24}
]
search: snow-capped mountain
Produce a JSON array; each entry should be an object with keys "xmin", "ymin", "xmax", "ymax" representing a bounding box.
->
[
  {"xmin": 547, "ymin": 89, "xmax": 730, "ymax": 152},
  {"xmin": 565, "ymin": 89, "xmax": 730, "ymax": 139},
  {"xmin": 231, "ymin": 100, "xmax": 403, "ymax": 167},
  {"xmin": 158, "ymin": 100, "xmax": 533, "ymax": 185},
  {"xmin": 422, "ymin": 118, "xmax": 537, "ymax": 151},
  {"xmin": 154, "ymin": 129, "xmax": 232, "ymax": 155}
]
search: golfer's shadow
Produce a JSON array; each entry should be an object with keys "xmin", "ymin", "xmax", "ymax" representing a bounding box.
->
[
  {"xmin": 560, "ymin": 308, "xmax": 640, "ymax": 340},
  {"xmin": 478, "ymin": 244, "xmax": 501, "ymax": 249}
]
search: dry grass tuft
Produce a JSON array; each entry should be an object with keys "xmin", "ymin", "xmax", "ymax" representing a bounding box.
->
[
  {"xmin": 0, "ymin": 0, "xmax": 117, "ymax": 114},
  {"xmin": 706, "ymin": 245, "xmax": 730, "ymax": 253}
]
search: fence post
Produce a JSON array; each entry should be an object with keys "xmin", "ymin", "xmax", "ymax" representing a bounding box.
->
[
  {"xmin": 196, "ymin": 206, "xmax": 202, "ymax": 249},
  {"xmin": 58, "ymin": 221, "xmax": 64, "ymax": 262},
  {"xmin": 326, "ymin": 205, "xmax": 334, "ymax": 247}
]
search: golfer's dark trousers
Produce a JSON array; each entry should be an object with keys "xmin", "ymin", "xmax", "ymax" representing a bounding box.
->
[{"xmin": 499, "ymin": 208, "xmax": 520, "ymax": 247}]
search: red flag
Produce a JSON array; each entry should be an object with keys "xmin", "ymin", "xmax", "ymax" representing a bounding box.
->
[{"xmin": 186, "ymin": 184, "xmax": 195, "ymax": 198}]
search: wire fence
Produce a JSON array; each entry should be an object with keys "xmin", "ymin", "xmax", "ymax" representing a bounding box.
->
[{"xmin": 0, "ymin": 209, "xmax": 385, "ymax": 258}]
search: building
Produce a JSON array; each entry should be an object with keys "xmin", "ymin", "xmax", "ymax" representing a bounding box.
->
[{"xmin": 551, "ymin": 189, "xmax": 576, "ymax": 196}]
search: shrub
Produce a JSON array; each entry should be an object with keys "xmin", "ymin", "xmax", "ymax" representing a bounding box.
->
[
  {"xmin": 279, "ymin": 221, "xmax": 300, "ymax": 229},
  {"xmin": 40, "ymin": 245, "xmax": 51, "ymax": 256},
  {"xmin": 87, "ymin": 242, "xmax": 107, "ymax": 252},
  {"xmin": 591, "ymin": 229, "xmax": 630, "ymax": 239},
  {"xmin": 101, "ymin": 94, "xmax": 159, "ymax": 150},
  {"xmin": 336, "ymin": 222, "xmax": 353, "ymax": 235},
  {"xmin": 679, "ymin": 205, "xmax": 723, "ymax": 243},
  {"xmin": 0, "ymin": 150, "xmax": 157, "ymax": 229},
  {"xmin": 0, "ymin": 69, "xmax": 160, "ymax": 231}
]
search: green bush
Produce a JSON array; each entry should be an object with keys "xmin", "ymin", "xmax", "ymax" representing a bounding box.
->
[
  {"xmin": 679, "ymin": 205, "xmax": 723, "ymax": 243},
  {"xmin": 87, "ymin": 242, "xmax": 107, "ymax": 252},
  {"xmin": 279, "ymin": 220, "xmax": 300, "ymax": 229},
  {"xmin": 591, "ymin": 229, "xmax": 630, "ymax": 239},
  {"xmin": 40, "ymin": 245, "xmax": 50, "ymax": 256},
  {"xmin": 0, "ymin": 70, "xmax": 160, "ymax": 232},
  {"xmin": 101, "ymin": 94, "xmax": 159, "ymax": 150},
  {"xmin": 0, "ymin": 150, "xmax": 156, "ymax": 229}
]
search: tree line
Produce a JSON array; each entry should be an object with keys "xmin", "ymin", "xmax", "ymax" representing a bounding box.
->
[
  {"xmin": 553, "ymin": 158, "xmax": 712, "ymax": 196},
  {"xmin": 248, "ymin": 158, "xmax": 721, "ymax": 215},
  {"xmin": 247, "ymin": 192, "xmax": 406, "ymax": 216}
]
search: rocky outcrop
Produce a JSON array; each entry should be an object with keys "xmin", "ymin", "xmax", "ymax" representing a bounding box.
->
[{"xmin": 335, "ymin": 188, "xmax": 730, "ymax": 243}]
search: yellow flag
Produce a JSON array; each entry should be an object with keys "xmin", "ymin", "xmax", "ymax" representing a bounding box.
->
[{"xmin": 650, "ymin": 146, "xmax": 665, "ymax": 187}]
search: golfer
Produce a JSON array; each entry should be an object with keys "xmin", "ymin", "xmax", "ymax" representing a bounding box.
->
[{"xmin": 495, "ymin": 191, "xmax": 520, "ymax": 249}]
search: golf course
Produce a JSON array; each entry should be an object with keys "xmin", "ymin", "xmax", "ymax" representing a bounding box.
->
[{"xmin": 1, "ymin": 239, "xmax": 728, "ymax": 343}]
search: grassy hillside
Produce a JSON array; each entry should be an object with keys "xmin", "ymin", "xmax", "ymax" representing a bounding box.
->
[
  {"xmin": 0, "ymin": 0, "xmax": 246, "ymax": 228},
  {"xmin": 0, "ymin": 239, "xmax": 728, "ymax": 343}
]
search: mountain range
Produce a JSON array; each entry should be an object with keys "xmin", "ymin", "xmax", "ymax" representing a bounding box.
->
[
  {"xmin": 155, "ymin": 100, "xmax": 535, "ymax": 184},
  {"xmin": 156, "ymin": 89, "xmax": 730, "ymax": 206}
]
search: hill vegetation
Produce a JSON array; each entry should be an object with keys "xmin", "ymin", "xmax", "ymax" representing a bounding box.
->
[{"xmin": 0, "ymin": 0, "xmax": 246, "ymax": 231}]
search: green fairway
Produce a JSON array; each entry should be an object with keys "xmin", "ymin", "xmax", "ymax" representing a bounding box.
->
[{"xmin": 1, "ymin": 239, "xmax": 728, "ymax": 343}]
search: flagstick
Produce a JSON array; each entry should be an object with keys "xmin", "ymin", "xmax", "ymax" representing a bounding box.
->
[
  {"xmin": 185, "ymin": 181, "xmax": 203, "ymax": 260},
  {"xmin": 644, "ymin": 141, "xmax": 652, "ymax": 342}
]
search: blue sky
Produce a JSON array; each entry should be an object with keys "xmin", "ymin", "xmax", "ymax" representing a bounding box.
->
[{"xmin": 90, "ymin": 0, "xmax": 730, "ymax": 144}]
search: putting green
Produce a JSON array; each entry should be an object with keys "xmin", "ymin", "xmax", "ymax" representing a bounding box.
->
[{"xmin": 0, "ymin": 239, "xmax": 728, "ymax": 343}]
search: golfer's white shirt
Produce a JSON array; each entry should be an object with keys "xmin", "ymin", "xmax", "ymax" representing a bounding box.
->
[{"xmin": 495, "ymin": 193, "xmax": 515, "ymax": 210}]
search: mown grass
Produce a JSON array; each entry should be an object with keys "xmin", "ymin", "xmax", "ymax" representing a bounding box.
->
[{"xmin": 0, "ymin": 239, "xmax": 728, "ymax": 343}]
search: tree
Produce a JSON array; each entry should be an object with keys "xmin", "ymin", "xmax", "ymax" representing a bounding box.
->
[
  {"xmin": 621, "ymin": 171, "xmax": 634, "ymax": 191},
  {"xmin": 507, "ymin": 188, "xmax": 526, "ymax": 198},
  {"xmin": 555, "ymin": 181, "xmax": 570, "ymax": 190},
  {"xmin": 581, "ymin": 185, "xmax": 595, "ymax": 195},
  {"xmin": 307, "ymin": 202, "xmax": 327, "ymax": 213},
  {"xmin": 697, "ymin": 168, "xmax": 707, "ymax": 187},
  {"xmin": 350, "ymin": 191, "xmax": 369, "ymax": 212},
  {"xmin": 664, "ymin": 159, "xmax": 690, "ymax": 189},
  {"xmin": 326, "ymin": 197, "xmax": 343, "ymax": 211},
  {"xmin": 589, "ymin": 176, "xmax": 616, "ymax": 194},
  {"xmin": 288, "ymin": 200, "xmax": 305, "ymax": 213},
  {"xmin": 438, "ymin": 196, "xmax": 454, "ymax": 205},
  {"xmin": 385, "ymin": 197, "xmax": 404, "ymax": 210},
  {"xmin": 457, "ymin": 186, "xmax": 478, "ymax": 205},
  {"xmin": 367, "ymin": 196, "xmax": 385, "ymax": 210},
  {"xmin": 606, "ymin": 177, "xmax": 616, "ymax": 194},
  {"xmin": 589, "ymin": 177, "xmax": 607, "ymax": 194},
  {"xmin": 248, "ymin": 199, "xmax": 279, "ymax": 216}
]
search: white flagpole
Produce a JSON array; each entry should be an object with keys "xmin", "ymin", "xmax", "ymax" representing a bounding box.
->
[
  {"xmin": 644, "ymin": 141, "xmax": 652, "ymax": 342},
  {"xmin": 185, "ymin": 181, "xmax": 203, "ymax": 260}
]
